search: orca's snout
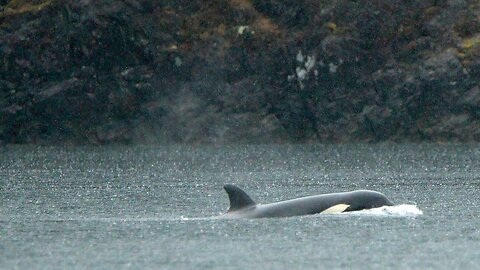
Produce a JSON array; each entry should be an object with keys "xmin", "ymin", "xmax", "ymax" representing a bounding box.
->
[{"xmin": 385, "ymin": 198, "xmax": 394, "ymax": 206}]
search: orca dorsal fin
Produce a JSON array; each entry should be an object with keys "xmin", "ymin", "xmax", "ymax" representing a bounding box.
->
[{"xmin": 223, "ymin": 184, "xmax": 256, "ymax": 212}]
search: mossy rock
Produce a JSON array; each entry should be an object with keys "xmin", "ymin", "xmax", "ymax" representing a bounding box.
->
[
  {"xmin": 0, "ymin": 0, "xmax": 53, "ymax": 17},
  {"xmin": 454, "ymin": 14, "xmax": 480, "ymax": 38},
  {"xmin": 460, "ymin": 36, "xmax": 480, "ymax": 58}
]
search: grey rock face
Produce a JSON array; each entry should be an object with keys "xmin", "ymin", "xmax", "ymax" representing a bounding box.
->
[{"xmin": 0, "ymin": 0, "xmax": 479, "ymax": 144}]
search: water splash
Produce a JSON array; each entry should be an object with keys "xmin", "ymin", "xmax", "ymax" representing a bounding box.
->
[{"xmin": 342, "ymin": 204, "xmax": 423, "ymax": 217}]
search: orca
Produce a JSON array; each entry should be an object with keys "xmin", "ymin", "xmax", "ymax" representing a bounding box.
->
[{"xmin": 221, "ymin": 184, "xmax": 394, "ymax": 218}]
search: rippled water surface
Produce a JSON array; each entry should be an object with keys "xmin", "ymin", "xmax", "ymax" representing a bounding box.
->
[{"xmin": 1, "ymin": 144, "xmax": 479, "ymax": 269}]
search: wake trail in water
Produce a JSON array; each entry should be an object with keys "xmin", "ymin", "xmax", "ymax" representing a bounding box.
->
[
  {"xmin": 181, "ymin": 205, "xmax": 424, "ymax": 220},
  {"xmin": 180, "ymin": 205, "xmax": 424, "ymax": 220},
  {"xmin": 3, "ymin": 205, "xmax": 421, "ymax": 223}
]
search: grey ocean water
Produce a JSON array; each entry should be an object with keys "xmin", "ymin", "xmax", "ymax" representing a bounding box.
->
[{"xmin": 1, "ymin": 144, "xmax": 479, "ymax": 269}]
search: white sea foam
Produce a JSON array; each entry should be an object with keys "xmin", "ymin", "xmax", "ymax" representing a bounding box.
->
[{"xmin": 341, "ymin": 204, "xmax": 423, "ymax": 217}]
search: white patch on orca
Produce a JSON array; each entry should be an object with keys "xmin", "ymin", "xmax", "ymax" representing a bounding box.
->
[{"xmin": 321, "ymin": 204, "xmax": 350, "ymax": 214}]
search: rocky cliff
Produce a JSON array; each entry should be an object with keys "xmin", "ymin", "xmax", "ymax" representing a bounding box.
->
[{"xmin": 1, "ymin": 0, "xmax": 479, "ymax": 144}]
